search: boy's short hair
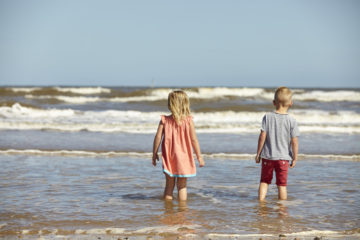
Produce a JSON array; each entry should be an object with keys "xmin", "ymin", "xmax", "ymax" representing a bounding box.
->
[{"xmin": 274, "ymin": 87, "xmax": 292, "ymax": 106}]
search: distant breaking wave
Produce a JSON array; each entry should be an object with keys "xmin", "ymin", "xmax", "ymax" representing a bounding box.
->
[
  {"xmin": 5, "ymin": 86, "xmax": 111, "ymax": 95},
  {"xmin": 0, "ymin": 149, "xmax": 359, "ymax": 161},
  {"xmin": 2, "ymin": 87, "xmax": 357, "ymax": 103},
  {"xmin": 0, "ymin": 103, "xmax": 359, "ymax": 134}
]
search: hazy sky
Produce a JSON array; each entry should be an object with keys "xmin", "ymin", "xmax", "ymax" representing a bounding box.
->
[{"xmin": 0, "ymin": 0, "xmax": 359, "ymax": 87}]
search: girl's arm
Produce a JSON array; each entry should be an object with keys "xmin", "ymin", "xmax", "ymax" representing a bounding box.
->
[
  {"xmin": 189, "ymin": 119, "xmax": 205, "ymax": 167},
  {"xmin": 255, "ymin": 130, "xmax": 266, "ymax": 163},
  {"xmin": 152, "ymin": 121, "xmax": 164, "ymax": 166},
  {"xmin": 290, "ymin": 137, "xmax": 298, "ymax": 168}
]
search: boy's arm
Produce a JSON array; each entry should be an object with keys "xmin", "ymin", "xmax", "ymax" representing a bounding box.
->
[
  {"xmin": 255, "ymin": 130, "xmax": 266, "ymax": 163},
  {"xmin": 152, "ymin": 121, "xmax": 164, "ymax": 166},
  {"xmin": 290, "ymin": 137, "xmax": 298, "ymax": 168},
  {"xmin": 189, "ymin": 119, "xmax": 205, "ymax": 167}
]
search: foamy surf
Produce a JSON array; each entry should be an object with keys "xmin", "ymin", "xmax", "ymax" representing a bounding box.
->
[
  {"xmin": 25, "ymin": 94, "xmax": 103, "ymax": 103},
  {"xmin": 12, "ymin": 87, "xmax": 360, "ymax": 102},
  {"xmin": 1, "ymin": 86, "xmax": 359, "ymax": 240},
  {"xmin": 16, "ymin": 225, "xmax": 203, "ymax": 239},
  {"xmin": 206, "ymin": 230, "xmax": 360, "ymax": 239},
  {"xmin": 5, "ymin": 86, "xmax": 111, "ymax": 95},
  {"xmin": 14, "ymin": 227, "xmax": 360, "ymax": 240},
  {"xmin": 1, "ymin": 149, "xmax": 359, "ymax": 161},
  {"xmin": 54, "ymin": 87, "xmax": 111, "ymax": 94},
  {"xmin": 1, "ymin": 104, "xmax": 359, "ymax": 134},
  {"xmin": 0, "ymin": 149, "xmax": 152, "ymax": 158}
]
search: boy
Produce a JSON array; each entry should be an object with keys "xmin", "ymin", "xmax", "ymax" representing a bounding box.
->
[{"xmin": 255, "ymin": 87, "xmax": 299, "ymax": 201}]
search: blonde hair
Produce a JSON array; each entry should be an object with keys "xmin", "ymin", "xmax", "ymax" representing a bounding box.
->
[
  {"xmin": 168, "ymin": 90, "xmax": 191, "ymax": 124},
  {"xmin": 274, "ymin": 87, "xmax": 292, "ymax": 107}
]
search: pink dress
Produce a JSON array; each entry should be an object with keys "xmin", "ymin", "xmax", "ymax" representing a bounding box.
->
[{"xmin": 161, "ymin": 115, "xmax": 196, "ymax": 177}]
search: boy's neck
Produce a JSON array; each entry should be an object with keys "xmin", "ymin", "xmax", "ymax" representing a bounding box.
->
[{"xmin": 275, "ymin": 106, "xmax": 289, "ymax": 114}]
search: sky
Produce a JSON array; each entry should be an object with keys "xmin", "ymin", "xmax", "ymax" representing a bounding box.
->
[{"xmin": 0, "ymin": 0, "xmax": 359, "ymax": 88}]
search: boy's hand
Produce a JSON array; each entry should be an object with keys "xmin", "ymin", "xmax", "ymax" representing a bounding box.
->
[
  {"xmin": 152, "ymin": 153, "xmax": 159, "ymax": 166},
  {"xmin": 290, "ymin": 159, "xmax": 297, "ymax": 168},
  {"xmin": 198, "ymin": 157, "xmax": 205, "ymax": 167},
  {"xmin": 255, "ymin": 154, "xmax": 261, "ymax": 163}
]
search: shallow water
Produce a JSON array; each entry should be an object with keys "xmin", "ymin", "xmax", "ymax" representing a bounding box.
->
[
  {"xmin": 1, "ymin": 86, "xmax": 359, "ymax": 239},
  {"xmin": 0, "ymin": 154, "xmax": 359, "ymax": 239}
]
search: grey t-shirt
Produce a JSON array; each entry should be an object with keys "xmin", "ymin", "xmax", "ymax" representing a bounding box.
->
[{"xmin": 260, "ymin": 112, "xmax": 300, "ymax": 161}]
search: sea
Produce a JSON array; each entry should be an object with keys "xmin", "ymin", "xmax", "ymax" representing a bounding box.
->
[{"xmin": 0, "ymin": 86, "xmax": 359, "ymax": 239}]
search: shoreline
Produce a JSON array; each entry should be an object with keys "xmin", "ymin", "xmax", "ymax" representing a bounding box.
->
[
  {"xmin": 1, "ymin": 228, "xmax": 359, "ymax": 240},
  {"xmin": 0, "ymin": 149, "xmax": 359, "ymax": 161}
]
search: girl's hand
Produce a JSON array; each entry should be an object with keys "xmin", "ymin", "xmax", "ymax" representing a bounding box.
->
[
  {"xmin": 198, "ymin": 157, "xmax": 205, "ymax": 167},
  {"xmin": 255, "ymin": 154, "xmax": 261, "ymax": 163},
  {"xmin": 152, "ymin": 153, "xmax": 159, "ymax": 166}
]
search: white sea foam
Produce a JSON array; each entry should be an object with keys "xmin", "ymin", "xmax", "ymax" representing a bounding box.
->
[
  {"xmin": 195, "ymin": 192, "xmax": 222, "ymax": 204},
  {"xmin": 75, "ymin": 228, "xmax": 126, "ymax": 234},
  {"xmin": 285, "ymin": 229, "xmax": 345, "ymax": 236},
  {"xmin": 0, "ymin": 149, "xmax": 152, "ymax": 158},
  {"xmin": 6, "ymin": 86, "xmax": 111, "ymax": 94},
  {"xmin": 148, "ymin": 87, "xmax": 360, "ymax": 102},
  {"xmin": 206, "ymin": 233, "xmax": 274, "ymax": 239},
  {"xmin": 7, "ymin": 87, "xmax": 43, "ymax": 93},
  {"xmin": 17, "ymin": 228, "xmax": 359, "ymax": 239},
  {"xmin": 54, "ymin": 87, "xmax": 111, "ymax": 94},
  {"xmin": 150, "ymin": 87, "xmax": 267, "ymax": 100},
  {"xmin": 206, "ymin": 230, "xmax": 353, "ymax": 239},
  {"xmin": 293, "ymin": 90, "xmax": 360, "ymax": 102},
  {"xmin": 25, "ymin": 94, "xmax": 102, "ymax": 103},
  {"xmin": 20, "ymin": 87, "xmax": 360, "ymax": 103},
  {"xmin": 21, "ymin": 229, "xmax": 30, "ymax": 234},
  {"xmin": 134, "ymin": 224, "xmax": 200, "ymax": 234},
  {"xmin": 1, "ymin": 104, "xmax": 359, "ymax": 134},
  {"xmin": 1, "ymin": 149, "xmax": 359, "ymax": 161}
]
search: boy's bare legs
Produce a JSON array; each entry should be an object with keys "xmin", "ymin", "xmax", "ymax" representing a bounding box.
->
[
  {"xmin": 259, "ymin": 183, "xmax": 287, "ymax": 200},
  {"xmin": 177, "ymin": 177, "xmax": 187, "ymax": 201},
  {"xmin": 164, "ymin": 174, "xmax": 175, "ymax": 200},
  {"xmin": 258, "ymin": 182, "xmax": 268, "ymax": 201},
  {"xmin": 278, "ymin": 186, "xmax": 287, "ymax": 200}
]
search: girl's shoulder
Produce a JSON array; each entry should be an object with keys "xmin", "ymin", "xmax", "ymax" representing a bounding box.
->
[
  {"xmin": 160, "ymin": 115, "xmax": 193, "ymax": 125},
  {"xmin": 161, "ymin": 115, "xmax": 172, "ymax": 124}
]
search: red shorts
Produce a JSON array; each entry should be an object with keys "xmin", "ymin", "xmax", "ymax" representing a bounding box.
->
[{"xmin": 260, "ymin": 159, "xmax": 289, "ymax": 186}]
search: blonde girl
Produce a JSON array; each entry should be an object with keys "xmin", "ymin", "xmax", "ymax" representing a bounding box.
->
[{"xmin": 152, "ymin": 90, "xmax": 204, "ymax": 201}]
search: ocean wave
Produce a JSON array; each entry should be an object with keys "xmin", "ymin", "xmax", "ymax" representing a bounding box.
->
[
  {"xmin": 1, "ymin": 149, "xmax": 359, "ymax": 161},
  {"xmin": 293, "ymin": 90, "xmax": 360, "ymax": 102},
  {"xmin": 1, "ymin": 122, "xmax": 359, "ymax": 134},
  {"xmin": 206, "ymin": 230, "xmax": 358, "ymax": 239},
  {"xmin": 25, "ymin": 94, "xmax": 165, "ymax": 103},
  {"xmin": 18, "ymin": 87, "xmax": 360, "ymax": 103},
  {"xmin": 6, "ymin": 87, "xmax": 43, "ymax": 93},
  {"xmin": 12, "ymin": 226, "xmax": 360, "ymax": 239},
  {"xmin": 18, "ymin": 225, "xmax": 201, "ymax": 238},
  {"xmin": 0, "ymin": 149, "xmax": 152, "ymax": 158},
  {"xmin": 125, "ymin": 87, "xmax": 360, "ymax": 102},
  {"xmin": 54, "ymin": 87, "xmax": 111, "ymax": 94},
  {"xmin": 15, "ymin": 229, "xmax": 359, "ymax": 240},
  {"xmin": 6, "ymin": 86, "xmax": 111, "ymax": 95},
  {"xmin": 25, "ymin": 94, "xmax": 103, "ymax": 103},
  {"xmin": 1, "ymin": 104, "xmax": 359, "ymax": 134}
]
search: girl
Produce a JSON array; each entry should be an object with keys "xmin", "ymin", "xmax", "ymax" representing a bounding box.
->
[{"xmin": 152, "ymin": 90, "xmax": 205, "ymax": 201}]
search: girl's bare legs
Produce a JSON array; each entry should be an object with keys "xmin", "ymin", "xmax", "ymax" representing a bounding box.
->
[
  {"xmin": 177, "ymin": 177, "xmax": 187, "ymax": 201},
  {"xmin": 278, "ymin": 186, "xmax": 287, "ymax": 200},
  {"xmin": 258, "ymin": 182, "xmax": 268, "ymax": 201},
  {"xmin": 164, "ymin": 174, "xmax": 175, "ymax": 200}
]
